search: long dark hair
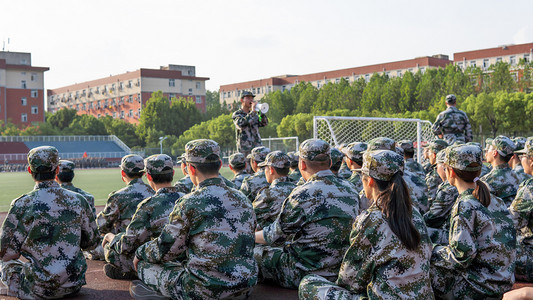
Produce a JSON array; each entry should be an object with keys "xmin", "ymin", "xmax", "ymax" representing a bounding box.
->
[
  {"xmin": 374, "ymin": 172, "xmax": 421, "ymax": 250},
  {"xmin": 452, "ymin": 163, "xmax": 490, "ymax": 207}
]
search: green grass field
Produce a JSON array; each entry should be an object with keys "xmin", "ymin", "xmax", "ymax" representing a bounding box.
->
[{"xmin": 0, "ymin": 167, "xmax": 235, "ymax": 212}]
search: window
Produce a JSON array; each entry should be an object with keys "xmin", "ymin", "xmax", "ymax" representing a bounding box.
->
[
  {"xmin": 196, "ymin": 82, "xmax": 201, "ymax": 89},
  {"xmin": 97, "ymin": 114, "xmax": 101, "ymax": 118},
  {"xmin": 397, "ymin": 71, "xmax": 402, "ymax": 77},
  {"xmin": 138, "ymin": 108, "xmax": 141, "ymax": 117},
  {"xmin": 129, "ymin": 109, "xmax": 133, "ymax": 117},
  {"xmin": 196, "ymin": 96, "xmax": 201, "ymax": 104},
  {"xmin": 113, "ymin": 112, "xmax": 117, "ymax": 118},
  {"xmin": 21, "ymin": 80, "xmax": 27, "ymax": 89},
  {"xmin": 30, "ymin": 89, "xmax": 38, "ymax": 98},
  {"xmin": 365, "ymin": 74, "xmax": 370, "ymax": 82},
  {"xmin": 169, "ymin": 79, "xmax": 175, "ymax": 87},
  {"xmin": 169, "ymin": 93, "xmax": 175, "ymax": 101},
  {"xmin": 128, "ymin": 95, "xmax": 133, "ymax": 103},
  {"xmin": 419, "ymin": 67, "xmax": 425, "ymax": 73},
  {"xmin": 408, "ymin": 68, "xmax": 414, "ymax": 73},
  {"xmin": 282, "ymin": 86, "xmax": 286, "ymax": 91},
  {"xmin": 458, "ymin": 62, "xmax": 464, "ymax": 69},
  {"xmin": 82, "ymin": 103, "xmax": 86, "ymax": 110},
  {"xmin": 470, "ymin": 61, "xmax": 476, "ymax": 67},
  {"xmin": 119, "ymin": 82, "xmax": 124, "ymax": 90},
  {"xmin": 31, "ymin": 73, "xmax": 37, "ymax": 81},
  {"xmin": 384, "ymin": 72, "xmax": 390, "ymax": 77},
  {"xmin": 188, "ymin": 70, "xmax": 193, "ymax": 76},
  {"xmin": 21, "ymin": 97, "xmax": 27, "ymax": 106},
  {"xmin": 335, "ymin": 78, "xmax": 340, "ymax": 83},
  {"xmin": 21, "ymin": 113, "xmax": 27, "ymax": 122},
  {"xmin": 496, "ymin": 57, "xmax": 503, "ymax": 63},
  {"xmin": 120, "ymin": 111, "xmax": 124, "ymax": 119},
  {"xmin": 128, "ymin": 80, "xmax": 132, "ymax": 88},
  {"xmin": 76, "ymin": 104, "xmax": 79, "ymax": 110},
  {"xmin": 510, "ymin": 56, "xmax": 516, "ymax": 65},
  {"xmin": 525, "ymin": 54, "xmax": 530, "ymax": 62},
  {"xmin": 188, "ymin": 88, "xmax": 193, "ymax": 95},
  {"xmin": 31, "ymin": 106, "xmax": 38, "ymax": 114}
]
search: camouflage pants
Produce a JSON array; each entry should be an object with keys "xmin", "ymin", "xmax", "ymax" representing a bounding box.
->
[
  {"xmin": 85, "ymin": 237, "xmax": 105, "ymax": 260},
  {"xmin": 104, "ymin": 244, "xmax": 135, "ymax": 274},
  {"xmin": 0, "ymin": 260, "xmax": 81, "ymax": 299},
  {"xmin": 442, "ymin": 133, "xmax": 466, "ymax": 146},
  {"xmin": 137, "ymin": 260, "xmax": 183, "ymax": 299},
  {"xmin": 427, "ymin": 227, "xmax": 449, "ymax": 245},
  {"xmin": 298, "ymin": 274, "xmax": 362, "ymax": 300},
  {"xmin": 515, "ymin": 243, "xmax": 533, "ymax": 282},
  {"xmin": 430, "ymin": 265, "xmax": 500, "ymax": 300}
]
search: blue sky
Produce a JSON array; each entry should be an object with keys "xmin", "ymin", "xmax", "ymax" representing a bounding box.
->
[{"xmin": 2, "ymin": 0, "xmax": 532, "ymax": 91}]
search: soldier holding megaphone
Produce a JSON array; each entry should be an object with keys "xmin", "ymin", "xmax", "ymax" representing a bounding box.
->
[{"xmin": 232, "ymin": 91, "xmax": 269, "ymax": 157}]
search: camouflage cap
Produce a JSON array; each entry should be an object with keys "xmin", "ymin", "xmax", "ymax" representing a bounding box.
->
[
  {"xmin": 121, "ymin": 154, "xmax": 145, "ymax": 173},
  {"xmin": 246, "ymin": 146, "xmax": 271, "ymax": 162},
  {"xmin": 444, "ymin": 144, "xmax": 482, "ymax": 171},
  {"xmin": 342, "ymin": 142, "xmax": 367, "ymax": 161},
  {"xmin": 241, "ymin": 91, "xmax": 255, "ymax": 99},
  {"xmin": 28, "ymin": 146, "xmax": 59, "ymax": 172},
  {"xmin": 491, "ymin": 135, "xmax": 516, "ymax": 157},
  {"xmin": 144, "ymin": 154, "xmax": 174, "ymax": 175},
  {"xmin": 359, "ymin": 150, "xmax": 403, "ymax": 181},
  {"xmin": 512, "ymin": 137, "xmax": 526, "ymax": 151},
  {"xmin": 58, "ymin": 160, "xmax": 76, "ymax": 173},
  {"xmin": 330, "ymin": 148, "xmax": 344, "ymax": 166},
  {"xmin": 184, "ymin": 139, "xmax": 221, "ymax": 163},
  {"xmin": 436, "ymin": 149, "xmax": 447, "ymax": 164},
  {"xmin": 395, "ymin": 146, "xmax": 404, "ymax": 156},
  {"xmin": 258, "ymin": 151, "xmax": 291, "ymax": 168},
  {"xmin": 428, "ymin": 139, "xmax": 448, "ymax": 153},
  {"xmin": 229, "ymin": 153, "xmax": 247, "ymax": 167},
  {"xmin": 299, "ymin": 139, "xmax": 331, "ymax": 161},
  {"xmin": 286, "ymin": 151, "xmax": 299, "ymax": 167},
  {"xmin": 176, "ymin": 154, "xmax": 186, "ymax": 164},
  {"xmin": 515, "ymin": 138, "xmax": 533, "ymax": 156},
  {"xmin": 485, "ymin": 138, "xmax": 494, "ymax": 150},
  {"xmin": 398, "ymin": 140, "xmax": 414, "ymax": 152},
  {"xmin": 366, "ymin": 137, "xmax": 396, "ymax": 152}
]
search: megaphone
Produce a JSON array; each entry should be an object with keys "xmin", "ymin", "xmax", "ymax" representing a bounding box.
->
[{"xmin": 255, "ymin": 103, "xmax": 269, "ymax": 114}]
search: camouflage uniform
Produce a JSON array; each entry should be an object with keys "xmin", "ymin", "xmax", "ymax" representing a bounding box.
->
[
  {"xmin": 58, "ymin": 160, "xmax": 96, "ymax": 216},
  {"xmin": 287, "ymin": 151, "xmax": 302, "ymax": 183},
  {"xmin": 337, "ymin": 162, "xmax": 352, "ymax": 179},
  {"xmin": 255, "ymin": 139, "xmax": 359, "ymax": 288},
  {"xmin": 400, "ymin": 140, "xmax": 425, "ymax": 176},
  {"xmin": 135, "ymin": 139, "xmax": 258, "ymax": 299},
  {"xmin": 514, "ymin": 164, "xmax": 532, "ymax": 184},
  {"xmin": 232, "ymin": 170, "xmax": 249, "ymax": 190},
  {"xmin": 425, "ymin": 140, "xmax": 448, "ymax": 204},
  {"xmin": 240, "ymin": 146, "xmax": 270, "ymax": 201},
  {"xmin": 431, "ymin": 100, "xmax": 473, "ymax": 144},
  {"xmin": 104, "ymin": 154, "xmax": 184, "ymax": 276},
  {"xmin": 0, "ymin": 146, "xmax": 99, "ymax": 299},
  {"xmin": 424, "ymin": 180, "xmax": 458, "ymax": 245},
  {"xmin": 341, "ymin": 142, "xmax": 367, "ymax": 194},
  {"xmin": 174, "ymin": 175, "xmax": 194, "ymax": 194},
  {"xmin": 431, "ymin": 144, "xmax": 516, "ymax": 299},
  {"xmin": 232, "ymin": 105, "xmax": 268, "ymax": 156},
  {"xmin": 229, "ymin": 153, "xmax": 250, "ymax": 190},
  {"xmin": 404, "ymin": 169, "xmax": 430, "ymax": 214},
  {"xmin": 288, "ymin": 168, "xmax": 302, "ymax": 183}
]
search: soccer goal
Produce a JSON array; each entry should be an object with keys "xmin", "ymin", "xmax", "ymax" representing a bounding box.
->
[
  {"xmin": 261, "ymin": 136, "xmax": 300, "ymax": 153},
  {"xmin": 313, "ymin": 116, "xmax": 434, "ymax": 162}
]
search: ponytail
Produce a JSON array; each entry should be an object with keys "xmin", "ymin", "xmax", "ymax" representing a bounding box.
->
[
  {"xmin": 453, "ymin": 164, "xmax": 491, "ymax": 207},
  {"xmin": 375, "ymin": 172, "xmax": 421, "ymax": 250}
]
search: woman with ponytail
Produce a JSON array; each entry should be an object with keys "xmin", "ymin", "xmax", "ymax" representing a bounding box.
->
[
  {"xmin": 299, "ymin": 150, "xmax": 433, "ymax": 299},
  {"xmin": 431, "ymin": 144, "xmax": 516, "ymax": 299}
]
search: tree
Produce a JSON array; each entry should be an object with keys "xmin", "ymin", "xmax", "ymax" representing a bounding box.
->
[
  {"xmin": 47, "ymin": 108, "xmax": 78, "ymax": 130},
  {"xmin": 399, "ymin": 71, "xmax": 417, "ymax": 111},
  {"xmin": 488, "ymin": 62, "xmax": 517, "ymax": 93},
  {"xmin": 68, "ymin": 114, "xmax": 107, "ymax": 135}
]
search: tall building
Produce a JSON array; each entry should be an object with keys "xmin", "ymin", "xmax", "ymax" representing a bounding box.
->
[
  {"xmin": 47, "ymin": 64, "xmax": 209, "ymax": 123},
  {"xmin": 0, "ymin": 52, "xmax": 49, "ymax": 127},
  {"xmin": 219, "ymin": 55, "xmax": 452, "ymax": 105},
  {"xmin": 454, "ymin": 42, "xmax": 533, "ymax": 71}
]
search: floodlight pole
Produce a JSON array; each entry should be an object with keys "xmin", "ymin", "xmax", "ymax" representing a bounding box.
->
[{"xmin": 159, "ymin": 136, "xmax": 168, "ymax": 154}]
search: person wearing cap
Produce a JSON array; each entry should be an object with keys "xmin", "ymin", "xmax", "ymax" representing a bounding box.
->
[
  {"xmin": 240, "ymin": 146, "xmax": 270, "ymax": 201},
  {"xmin": 299, "ymin": 150, "xmax": 433, "ymax": 299},
  {"xmin": 287, "ymin": 151, "xmax": 302, "ymax": 183},
  {"xmin": 254, "ymin": 139, "xmax": 359, "ymax": 289},
  {"xmin": 431, "ymin": 94, "xmax": 473, "ymax": 145},
  {"xmin": 335, "ymin": 144, "xmax": 352, "ymax": 179},
  {"xmin": 481, "ymin": 135, "xmax": 520, "ymax": 206},
  {"xmin": 102, "ymin": 154, "xmax": 185, "ymax": 280},
  {"xmin": 232, "ymin": 91, "xmax": 268, "ymax": 157},
  {"xmin": 253, "ymin": 151, "xmax": 296, "ymax": 230},
  {"xmin": 399, "ymin": 140, "xmax": 425, "ymax": 176},
  {"xmin": 174, "ymin": 155, "xmax": 194, "ymax": 194},
  {"xmin": 422, "ymin": 146, "xmax": 432, "ymax": 174},
  {"xmin": 0, "ymin": 146, "xmax": 99, "ymax": 298},
  {"xmin": 430, "ymin": 144, "xmax": 515, "ymax": 299},
  {"xmin": 424, "ymin": 149, "xmax": 459, "ymax": 245},
  {"xmin": 90, "ymin": 154, "xmax": 155, "ymax": 261},
  {"xmin": 131, "ymin": 139, "xmax": 257, "ymax": 299},
  {"xmin": 342, "ymin": 142, "xmax": 367, "ymax": 195},
  {"xmin": 228, "ymin": 152, "xmax": 250, "ymax": 190},
  {"xmin": 425, "ymin": 139, "xmax": 448, "ymax": 204},
  {"xmin": 509, "ymin": 138, "xmax": 533, "ymax": 282},
  {"xmin": 56, "ymin": 159, "xmax": 97, "ymax": 217},
  {"xmin": 510, "ymin": 137, "xmax": 532, "ymax": 184},
  {"xmin": 330, "ymin": 147, "xmax": 348, "ymax": 179}
]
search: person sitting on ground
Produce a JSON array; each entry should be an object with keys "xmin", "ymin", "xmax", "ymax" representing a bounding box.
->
[
  {"xmin": 336, "ymin": 144, "xmax": 353, "ymax": 179},
  {"xmin": 511, "ymin": 137, "xmax": 532, "ymax": 184},
  {"xmin": 482, "ymin": 135, "xmax": 520, "ymax": 206},
  {"xmin": 287, "ymin": 151, "xmax": 302, "ymax": 183},
  {"xmin": 0, "ymin": 146, "xmax": 99, "ymax": 298},
  {"xmin": 329, "ymin": 147, "xmax": 346, "ymax": 178},
  {"xmin": 228, "ymin": 152, "xmax": 250, "ymax": 190},
  {"xmin": 254, "ymin": 139, "xmax": 359, "ymax": 289},
  {"xmin": 131, "ymin": 139, "xmax": 257, "ymax": 299},
  {"xmin": 399, "ymin": 140, "xmax": 425, "ymax": 176},
  {"xmin": 56, "ymin": 159, "xmax": 96, "ymax": 217},
  {"xmin": 299, "ymin": 149, "xmax": 433, "ymax": 299},
  {"xmin": 240, "ymin": 146, "xmax": 270, "ymax": 201},
  {"xmin": 396, "ymin": 146, "xmax": 430, "ymax": 214},
  {"xmin": 425, "ymin": 139, "xmax": 448, "ymax": 204},
  {"xmin": 253, "ymin": 151, "xmax": 296, "ymax": 230},
  {"xmin": 174, "ymin": 155, "xmax": 194, "ymax": 194},
  {"xmin": 430, "ymin": 144, "xmax": 516, "ymax": 299},
  {"xmin": 342, "ymin": 142, "xmax": 369, "ymax": 210},
  {"xmin": 102, "ymin": 154, "xmax": 184, "ymax": 280}
]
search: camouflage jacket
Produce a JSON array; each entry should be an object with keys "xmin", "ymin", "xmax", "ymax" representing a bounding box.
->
[
  {"xmin": 424, "ymin": 181, "xmax": 458, "ymax": 230},
  {"xmin": 109, "ymin": 187, "xmax": 184, "ymax": 255},
  {"xmin": 431, "ymin": 189, "xmax": 516, "ymax": 297},
  {"xmin": 232, "ymin": 109, "xmax": 268, "ymax": 154},
  {"xmin": 288, "ymin": 168, "xmax": 302, "ymax": 183},
  {"xmin": 232, "ymin": 170, "xmax": 250, "ymax": 190},
  {"xmin": 422, "ymin": 160, "xmax": 432, "ymax": 175},
  {"xmin": 481, "ymin": 163, "xmax": 520, "ymax": 206},
  {"xmin": 509, "ymin": 178, "xmax": 533, "ymax": 245},
  {"xmin": 431, "ymin": 106, "xmax": 473, "ymax": 144},
  {"xmin": 135, "ymin": 177, "xmax": 258, "ymax": 299},
  {"xmin": 0, "ymin": 181, "xmax": 99, "ymax": 298},
  {"xmin": 60, "ymin": 182, "xmax": 96, "ymax": 217},
  {"xmin": 405, "ymin": 158, "xmax": 425, "ymax": 176},
  {"xmin": 425, "ymin": 165, "xmax": 443, "ymax": 204},
  {"xmin": 514, "ymin": 164, "xmax": 532, "ymax": 185},
  {"xmin": 253, "ymin": 177, "xmax": 296, "ymax": 230},
  {"xmin": 404, "ymin": 170, "xmax": 430, "ymax": 215},
  {"xmin": 97, "ymin": 178, "xmax": 154, "ymax": 234},
  {"xmin": 240, "ymin": 168, "xmax": 269, "ymax": 201},
  {"xmin": 338, "ymin": 163, "xmax": 352, "ymax": 179},
  {"xmin": 336, "ymin": 205, "xmax": 434, "ymax": 299},
  {"xmin": 263, "ymin": 170, "xmax": 359, "ymax": 278},
  {"xmin": 174, "ymin": 175, "xmax": 194, "ymax": 194},
  {"xmin": 481, "ymin": 163, "xmax": 492, "ymax": 177},
  {"xmin": 347, "ymin": 170, "xmax": 363, "ymax": 194}
]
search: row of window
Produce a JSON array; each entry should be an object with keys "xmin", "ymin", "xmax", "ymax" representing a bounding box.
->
[
  {"xmin": 167, "ymin": 94, "xmax": 203, "ymax": 104},
  {"xmin": 50, "ymin": 93, "xmax": 142, "ymax": 105},
  {"xmin": 96, "ymin": 109, "xmax": 140, "ymax": 120},
  {"xmin": 457, "ymin": 54, "xmax": 530, "ymax": 70},
  {"xmin": 169, "ymin": 79, "xmax": 202, "ymax": 90},
  {"xmin": 20, "ymin": 108, "xmax": 39, "ymax": 122}
]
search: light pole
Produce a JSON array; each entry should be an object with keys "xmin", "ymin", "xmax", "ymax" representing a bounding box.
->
[{"xmin": 159, "ymin": 136, "xmax": 168, "ymax": 154}]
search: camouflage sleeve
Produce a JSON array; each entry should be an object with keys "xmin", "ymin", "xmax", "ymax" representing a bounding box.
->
[
  {"xmin": 463, "ymin": 112, "xmax": 473, "ymax": 142},
  {"xmin": 97, "ymin": 193, "xmax": 120, "ymax": 234},
  {"xmin": 253, "ymin": 189, "xmax": 274, "ymax": 230},
  {"xmin": 240, "ymin": 178, "xmax": 252, "ymax": 198},
  {"xmin": 509, "ymin": 185, "xmax": 533, "ymax": 230},
  {"xmin": 80, "ymin": 194, "xmax": 100, "ymax": 251},
  {"xmin": 0, "ymin": 197, "xmax": 27, "ymax": 260},
  {"xmin": 232, "ymin": 110, "xmax": 259, "ymax": 130},
  {"xmin": 431, "ymin": 113, "xmax": 444, "ymax": 136},
  {"xmin": 111, "ymin": 199, "xmax": 153, "ymax": 254},
  {"xmin": 424, "ymin": 184, "xmax": 457, "ymax": 228},
  {"xmin": 263, "ymin": 195, "xmax": 305, "ymax": 244},
  {"xmin": 258, "ymin": 112, "xmax": 268, "ymax": 128}
]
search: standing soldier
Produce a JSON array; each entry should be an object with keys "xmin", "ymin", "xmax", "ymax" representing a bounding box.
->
[
  {"xmin": 56, "ymin": 159, "xmax": 96, "ymax": 217},
  {"xmin": 232, "ymin": 91, "xmax": 268, "ymax": 157},
  {"xmin": 240, "ymin": 146, "xmax": 270, "ymax": 201},
  {"xmin": 0, "ymin": 146, "xmax": 99, "ymax": 298},
  {"xmin": 228, "ymin": 153, "xmax": 249, "ymax": 190},
  {"xmin": 431, "ymin": 94, "xmax": 473, "ymax": 144}
]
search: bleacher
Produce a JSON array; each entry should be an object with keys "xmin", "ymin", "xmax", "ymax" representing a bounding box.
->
[{"xmin": 24, "ymin": 141, "xmax": 124, "ymax": 153}]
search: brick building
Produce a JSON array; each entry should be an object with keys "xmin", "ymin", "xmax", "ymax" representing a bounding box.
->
[
  {"xmin": 454, "ymin": 42, "xmax": 533, "ymax": 71},
  {"xmin": 47, "ymin": 64, "xmax": 209, "ymax": 124},
  {"xmin": 0, "ymin": 52, "xmax": 49, "ymax": 127}
]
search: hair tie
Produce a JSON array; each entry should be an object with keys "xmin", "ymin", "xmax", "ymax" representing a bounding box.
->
[{"xmin": 473, "ymin": 177, "xmax": 480, "ymax": 183}]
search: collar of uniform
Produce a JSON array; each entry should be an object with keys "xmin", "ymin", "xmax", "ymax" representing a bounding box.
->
[
  {"xmin": 36, "ymin": 180, "xmax": 59, "ymax": 189},
  {"xmin": 198, "ymin": 177, "xmax": 224, "ymax": 189},
  {"xmin": 494, "ymin": 163, "xmax": 511, "ymax": 170},
  {"xmin": 405, "ymin": 158, "xmax": 415, "ymax": 162},
  {"xmin": 307, "ymin": 169, "xmax": 335, "ymax": 182},
  {"xmin": 271, "ymin": 176, "xmax": 291, "ymax": 186},
  {"xmin": 127, "ymin": 177, "xmax": 143, "ymax": 186},
  {"xmin": 236, "ymin": 170, "xmax": 249, "ymax": 176},
  {"xmin": 60, "ymin": 182, "xmax": 74, "ymax": 188},
  {"xmin": 156, "ymin": 186, "xmax": 178, "ymax": 195},
  {"xmin": 459, "ymin": 187, "xmax": 476, "ymax": 198}
]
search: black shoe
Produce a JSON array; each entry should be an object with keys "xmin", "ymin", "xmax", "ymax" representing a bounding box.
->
[
  {"xmin": 104, "ymin": 264, "xmax": 137, "ymax": 280},
  {"xmin": 129, "ymin": 280, "xmax": 170, "ymax": 300}
]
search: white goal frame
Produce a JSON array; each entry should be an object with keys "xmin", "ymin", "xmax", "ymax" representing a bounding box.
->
[{"xmin": 261, "ymin": 136, "xmax": 300, "ymax": 152}]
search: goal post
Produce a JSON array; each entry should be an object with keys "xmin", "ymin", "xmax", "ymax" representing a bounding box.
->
[
  {"xmin": 261, "ymin": 136, "xmax": 300, "ymax": 153},
  {"xmin": 313, "ymin": 116, "xmax": 434, "ymax": 163}
]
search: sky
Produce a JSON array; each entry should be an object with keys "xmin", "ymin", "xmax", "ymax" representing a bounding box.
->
[{"xmin": 2, "ymin": 0, "xmax": 533, "ymax": 91}]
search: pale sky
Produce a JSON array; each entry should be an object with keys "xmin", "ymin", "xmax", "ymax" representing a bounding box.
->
[{"xmin": 2, "ymin": 0, "xmax": 533, "ymax": 91}]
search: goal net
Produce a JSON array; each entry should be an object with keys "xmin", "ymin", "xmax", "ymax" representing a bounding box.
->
[
  {"xmin": 261, "ymin": 137, "xmax": 300, "ymax": 153},
  {"xmin": 313, "ymin": 116, "xmax": 434, "ymax": 162}
]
